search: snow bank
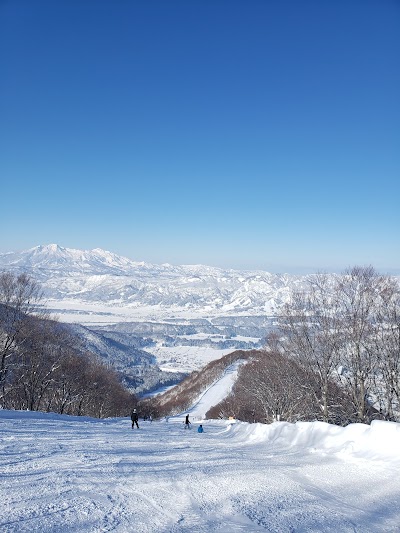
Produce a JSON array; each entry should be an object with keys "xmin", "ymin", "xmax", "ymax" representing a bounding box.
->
[{"xmin": 226, "ymin": 418, "xmax": 400, "ymax": 462}]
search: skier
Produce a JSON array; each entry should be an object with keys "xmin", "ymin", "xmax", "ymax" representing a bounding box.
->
[
  {"xmin": 184, "ymin": 414, "xmax": 191, "ymax": 429},
  {"xmin": 197, "ymin": 424, "xmax": 204, "ymax": 433},
  {"xmin": 131, "ymin": 408, "xmax": 139, "ymax": 429}
]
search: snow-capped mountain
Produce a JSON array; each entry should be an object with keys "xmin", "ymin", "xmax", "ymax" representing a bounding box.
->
[
  {"xmin": 0, "ymin": 244, "xmax": 304, "ymax": 316},
  {"xmin": 0, "ymin": 243, "xmax": 155, "ymax": 276}
]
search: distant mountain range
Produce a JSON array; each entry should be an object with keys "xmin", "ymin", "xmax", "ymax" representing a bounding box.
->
[{"xmin": 0, "ymin": 244, "xmax": 305, "ymax": 317}]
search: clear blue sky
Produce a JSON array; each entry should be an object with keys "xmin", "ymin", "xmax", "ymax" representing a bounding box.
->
[{"xmin": 1, "ymin": 0, "xmax": 399, "ymax": 273}]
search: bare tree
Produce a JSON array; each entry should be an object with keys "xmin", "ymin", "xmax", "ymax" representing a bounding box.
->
[
  {"xmin": 45, "ymin": 348, "xmax": 84, "ymax": 414},
  {"xmin": 230, "ymin": 351, "xmax": 318, "ymax": 423},
  {"xmin": 373, "ymin": 278, "xmax": 400, "ymax": 419},
  {"xmin": 0, "ymin": 272, "xmax": 45, "ymax": 404},
  {"xmin": 275, "ymin": 266, "xmax": 400, "ymax": 424},
  {"xmin": 8, "ymin": 318, "xmax": 83, "ymax": 412},
  {"xmin": 10, "ymin": 317, "xmax": 59, "ymax": 410},
  {"xmin": 278, "ymin": 273, "xmax": 343, "ymax": 422},
  {"xmin": 335, "ymin": 266, "xmax": 386, "ymax": 422}
]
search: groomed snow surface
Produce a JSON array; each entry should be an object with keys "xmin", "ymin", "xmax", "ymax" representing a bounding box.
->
[{"xmin": 1, "ymin": 410, "xmax": 400, "ymax": 532}]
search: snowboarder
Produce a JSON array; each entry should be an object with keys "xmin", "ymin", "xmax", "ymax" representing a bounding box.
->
[
  {"xmin": 131, "ymin": 408, "xmax": 139, "ymax": 429},
  {"xmin": 184, "ymin": 414, "xmax": 191, "ymax": 429},
  {"xmin": 197, "ymin": 424, "xmax": 204, "ymax": 433}
]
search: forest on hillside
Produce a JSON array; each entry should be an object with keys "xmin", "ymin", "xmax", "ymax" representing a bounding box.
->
[{"xmin": 0, "ymin": 272, "xmax": 135, "ymax": 417}]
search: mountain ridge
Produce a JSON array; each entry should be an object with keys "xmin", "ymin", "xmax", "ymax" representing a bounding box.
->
[
  {"xmin": 0, "ymin": 243, "xmax": 284, "ymax": 277},
  {"xmin": 0, "ymin": 244, "xmax": 305, "ymax": 317}
]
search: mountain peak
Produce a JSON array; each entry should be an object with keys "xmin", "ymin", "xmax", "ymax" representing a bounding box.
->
[
  {"xmin": 0, "ymin": 244, "xmax": 137, "ymax": 276},
  {"xmin": 36, "ymin": 243, "xmax": 65, "ymax": 254}
]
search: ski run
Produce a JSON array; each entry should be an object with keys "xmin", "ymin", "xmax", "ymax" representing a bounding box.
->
[{"xmin": 1, "ymin": 407, "xmax": 400, "ymax": 532}]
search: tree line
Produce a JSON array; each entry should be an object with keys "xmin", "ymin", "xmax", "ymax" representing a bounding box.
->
[
  {"xmin": 278, "ymin": 266, "xmax": 400, "ymax": 423},
  {"xmin": 0, "ymin": 272, "xmax": 135, "ymax": 417}
]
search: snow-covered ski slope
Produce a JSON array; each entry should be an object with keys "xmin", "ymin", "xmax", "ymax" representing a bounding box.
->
[
  {"xmin": 182, "ymin": 360, "xmax": 244, "ymax": 420},
  {"xmin": 1, "ymin": 409, "xmax": 400, "ymax": 532}
]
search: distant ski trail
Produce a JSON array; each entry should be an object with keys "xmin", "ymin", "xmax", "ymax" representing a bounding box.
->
[{"xmin": 184, "ymin": 360, "xmax": 245, "ymax": 420}]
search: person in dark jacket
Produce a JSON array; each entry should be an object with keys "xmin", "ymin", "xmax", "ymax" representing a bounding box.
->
[
  {"xmin": 184, "ymin": 414, "xmax": 191, "ymax": 429},
  {"xmin": 131, "ymin": 409, "xmax": 139, "ymax": 429}
]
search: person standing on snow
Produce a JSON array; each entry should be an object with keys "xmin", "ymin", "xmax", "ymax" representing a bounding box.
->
[
  {"xmin": 131, "ymin": 408, "xmax": 139, "ymax": 429},
  {"xmin": 184, "ymin": 414, "xmax": 191, "ymax": 429}
]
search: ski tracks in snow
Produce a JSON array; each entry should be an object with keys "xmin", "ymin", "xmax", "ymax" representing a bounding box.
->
[{"xmin": 1, "ymin": 415, "xmax": 400, "ymax": 532}]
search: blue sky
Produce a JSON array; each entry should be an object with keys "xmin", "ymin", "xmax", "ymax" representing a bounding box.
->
[{"xmin": 1, "ymin": 0, "xmax": 399, "ymax": 273}]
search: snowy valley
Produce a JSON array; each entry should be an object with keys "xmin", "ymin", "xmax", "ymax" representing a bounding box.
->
[{"xmin": 0, "ymin": 244, "xmax": 302, "ymax": 391}]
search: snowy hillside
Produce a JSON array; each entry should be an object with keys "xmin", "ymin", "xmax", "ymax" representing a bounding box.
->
[
  {"xmin": 1, "ymin": 409, "xmax": 399, "ymax": 532},
  {"xmin": 0, "ymin": 244, "xmax": 304, "ymax": 320}
]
